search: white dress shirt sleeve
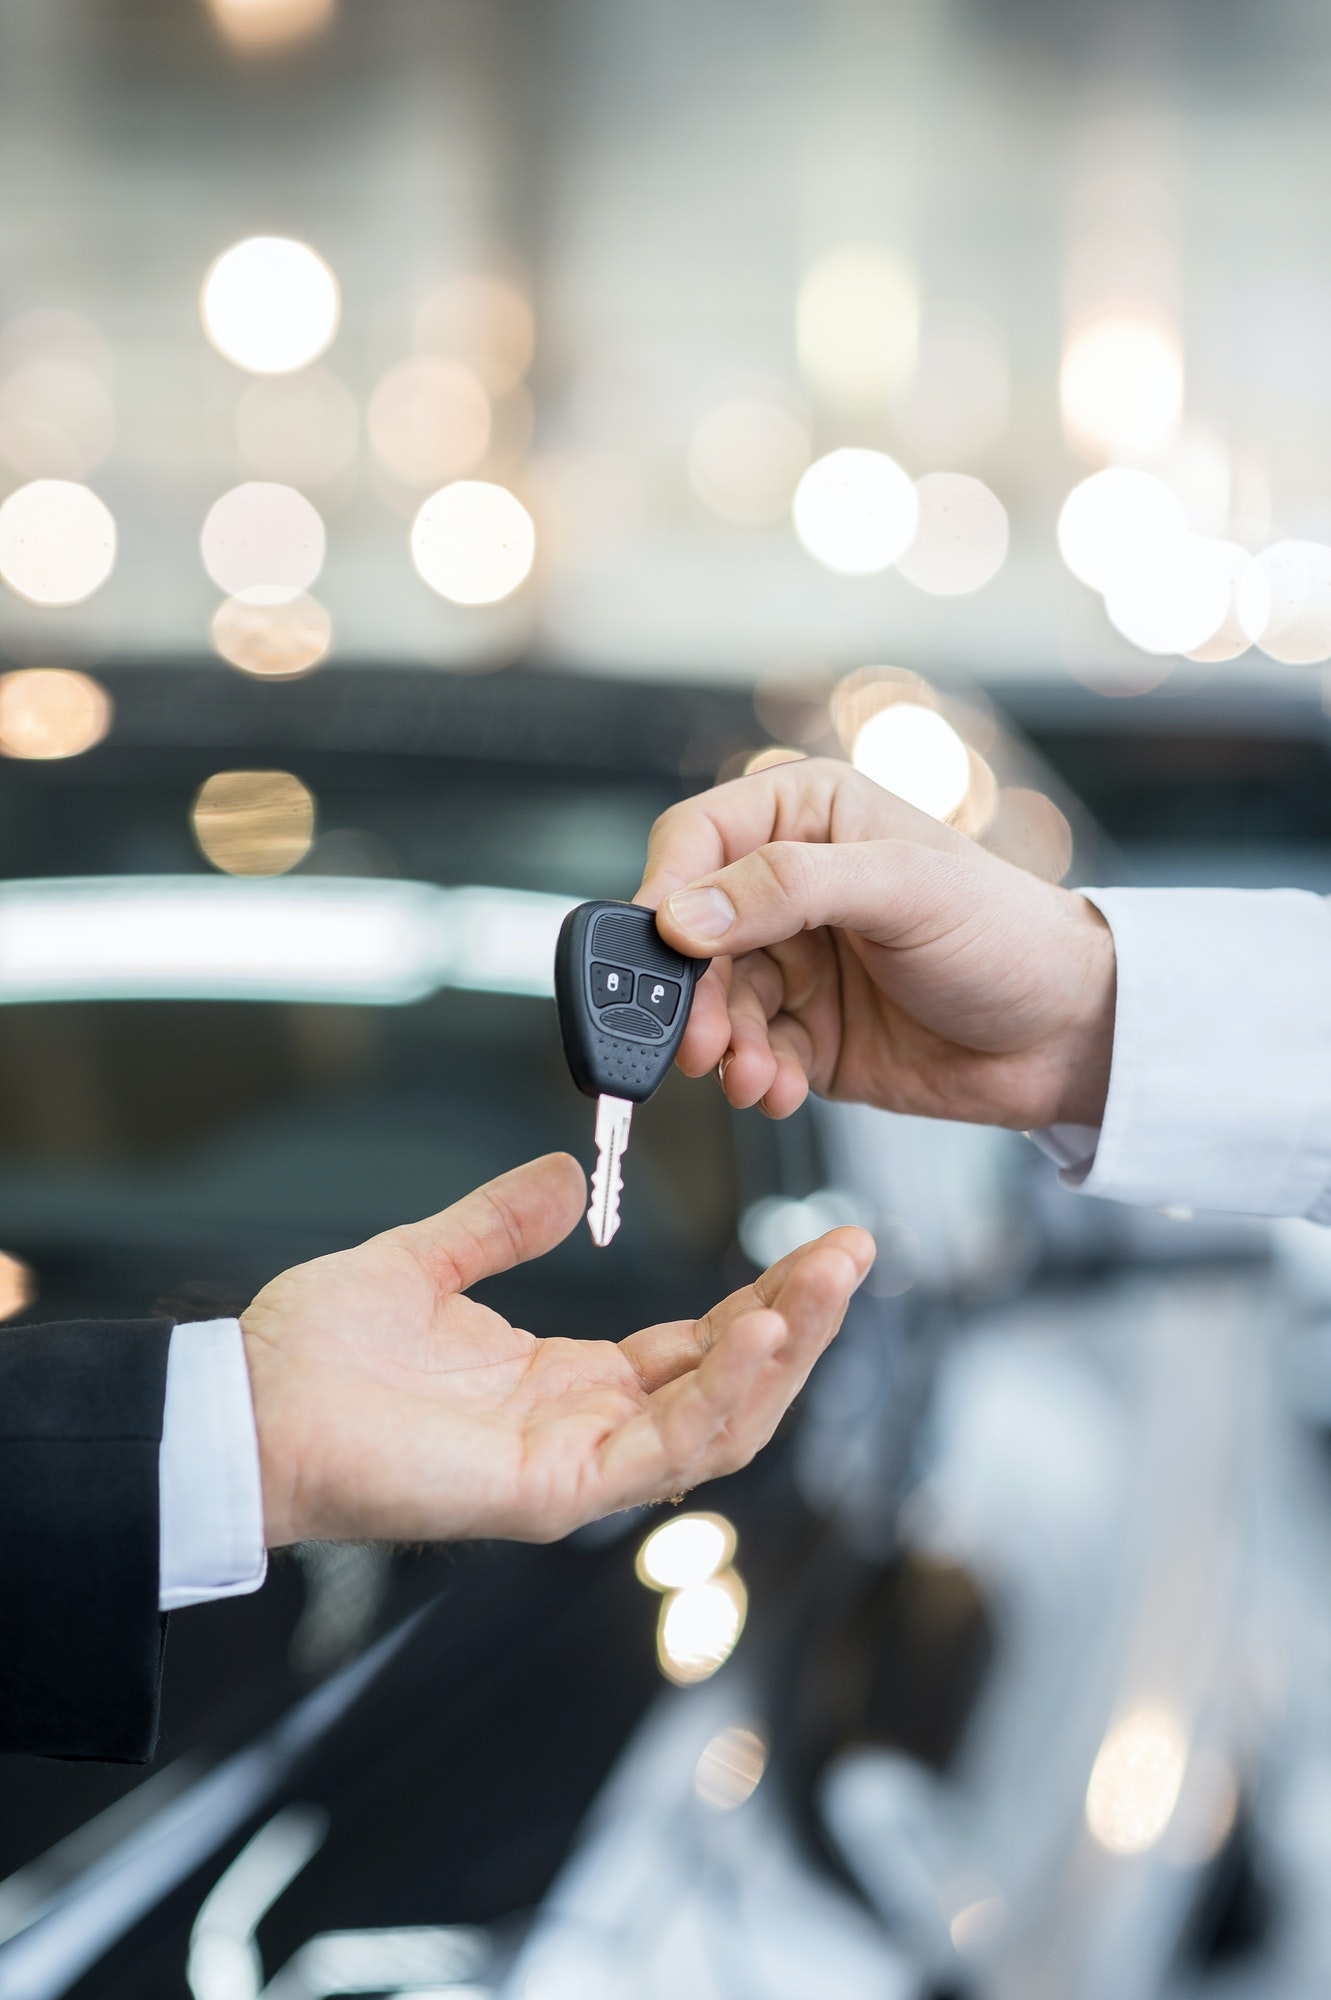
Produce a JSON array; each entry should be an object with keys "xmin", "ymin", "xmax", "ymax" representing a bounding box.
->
[
  {"xmin": 158, "ymin": 1318, "xmax": 268, "ymax": 1612},
  {"xmin": 1035, "ymin": 886, "xmax": 1331, "ymax": 1222}
]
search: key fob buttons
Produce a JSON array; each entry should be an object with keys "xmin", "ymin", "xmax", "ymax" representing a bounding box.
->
[
  {"xmin": 636, "ymin": 973, "xmax": 681, "ymax": 1025},
  {"xmin": 591, "ymin": 961, "xmax": 636, "ymax": 1009}
]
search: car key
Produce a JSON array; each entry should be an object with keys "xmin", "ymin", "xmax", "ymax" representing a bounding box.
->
[{"xmin": 554, "ymin": 900, "xmax": 708, "ymax": 1247}]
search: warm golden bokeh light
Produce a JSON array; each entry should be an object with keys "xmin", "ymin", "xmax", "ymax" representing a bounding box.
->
[
  {"xmin": 796, "ymin": 243, "xmax": 918, "ymax": 406},
  {"xmin": 657, "ymin": 1568, "xmax": 748, "ymax": 1686},
  {"xmin": 202, "ymin": 237, "xmax": 340, "ymax": 375},
  {"xmin": 830, "ymin": 664, "xmax": 936, "ymax": 750},
  {"xmin": 0, "ymin": 668, "xmax": 112, "ymax": 761},
  {"xmin": 210, "ymin": 594, "xmax": 332, "ymax": 679},
  {"xmin": 235, "ymin": 369, "xmax": 358, "ymax": 489},
  {"xmin": 793, "ymin": 449, "xmax": 919, "ymax": 575},
  {"xmin": 1086, "ymin": 1705, "xmax": 1187, "ymax": 1856},
  {"xmin": 687, "ymin": 399, "xmax": 811, "ymax": 526},
  {"xmin": 694, "ymin": 1725, "xmax": 768, "ymax": 1811},
  {"xmin": 191, "ymin": 769, "xmax": 316, "ymax": 876},
  {"xmin": 0, "ymin": 1251, "xmax": 35, "ymax": 1322},
  {"xmin": 410, "ymin": 481, "xmax": 535, "ymax": 605},
  {"xmin": 852, "ymin": 703, "xmax": 971, "ymax": 820},
  {"xmin": 206, "ymin": 0, "xmax": 335, "ymax": 50},
  {"xmin": 896, "ymin": 473, "xmax": 1009, "ymax": 597},
  {"xmin": 0, "ymin": 480, "xmax": 116, "ymax": 606},
  {"xmin": 412, "ymin": 274, "xmax": 535, "ymax": 397},
  {"xmin": 201, "ymin": 483, "xmax": 326, "ymax": 604},
  {"xmin": 635, "ymin": 1512, "xmax": 737, "ymax": 1592},
  {"xmin": 1061, "ymin": 314, "xmax": 1184, "ymax": 461},
  {"xmin": 368, "ymin": 358, "xmax": 491, "ymax": 488}
]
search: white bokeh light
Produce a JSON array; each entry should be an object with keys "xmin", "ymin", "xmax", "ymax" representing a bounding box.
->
[
  {"xmin": 1246, "ymin": 540, "xmax": 1331, "ymax": 664},
  {"xmin": 202, "ymin": 237, "xmax": 340, "ymax": 375},
  {"xmin": 657, "ymin": 1571, "xmax": 748, "ymax": 1686},
  {"xmin": 796, "ymin": 244, "xmax": 919, "ymax": 406},
  {"xmin": 201, "ymin": 483, "xmax": 325, "ymax": 604},
  {"xmin": 1102, "ymin": 532, "xmax": 1232, "ymax": 656},
  {"xmin": 1061, "ymin": 314, "xmax": 1184, "ymax": 460},
  {"xmin": 1057, "ymin": 469, "xmax": 1186, "ymax": 592},
  {"xmin": 793, "ymin": 448, "xmax": 919, "ymax": 575},
  {"xmin": 410, "ymin": 481, "xmax": 535, "ymax": 605},
  {"xmin": 896, "ymin": 473, "xmax": 1009, "ymax": 596},
  {"xmin": 636, "ymin": 1514, "xmax": 735, "ymax": 1591},
  {"xmin": 1186, "ymin": 542, "xmax": 1266, "ymax": 662},
  {"xmin": 852, "ymin": 703, "xmax": 971, "ymax": 820},
  {"xmin": 1086, "ymin": 1706, "xmax": 1187, "ymax": 1856},
  {"xmin": 0, "ymin": 480, "xmax": 116, "ymax": 605}
]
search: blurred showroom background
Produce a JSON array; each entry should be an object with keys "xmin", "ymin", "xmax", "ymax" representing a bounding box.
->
[{"xmin": 6, "ymin": 2, "xmax": 1331, "ymax": 1998}]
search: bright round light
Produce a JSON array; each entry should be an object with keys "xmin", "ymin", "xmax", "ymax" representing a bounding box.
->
[
  {"xmin": 210, "ymin": 594, "xmax": 332, "ymax": 679},
  {"xmin": 657, "ymin": 1570, "xmax": 748, "ymax": 1686},
  {"xmin": 1247, "ymin": 540, "xmax": 1331, "ymax": 664},
  {"xmin": 0, "ymin": 480, "xmax": 116, "ymax": 605},
  {"xmin": 0, "ymin": 668, "xmax": 112, "ymax": 760},
  {"xmin": 1057, "ymin": 469, "xmax": 1185, "ymax": 593},
  {"xmin": 201, "ymin": 483, "xmax": 325, "ymax": 604},
  {"xmin": 1086, "ymin": 1706, "xmax": 1187, "ymax": 1856},
  {"xmin": 852, "ymin": 703, "xmax": 971, "ymax": 820},
  {"xmin": 0, "ymin": 360, "xmax": 115, "ymax": 481},
  {"xmin": 412, "ymin": 274, "xmax": 535, "ymax": 397},
  {"xmin": 368, "ymin": 358, "xmax": 491, "ymax": 488},
  {"xmin": 1060, "ymin": 315, "xmax": 1184, "ymax": 460},
  {"xmin": 201, "ymin": 237, "xmax": 340, "ymax": 375},
  {"xmin": 1186, "ymin": 542, "xmax": 1264, "ymax": 662},
  {"xmin": 191, "ymin": 769, "xmax": 316, "ymax": 876},
  {"xmin": 636, "ymin": 1512, "xmax": 736, "ymax": 1591},
  {"xmin": 687, "ymin": 399, "xmax": 811, "ymax": 526},
  {"xmin": 796, "ymin": 243, "xmax": 918, "ymax": 406},
  {"xmin": 410, "ymin": 480, "xmax": 535, "ymax": 605},
  {"xmin": 1103, "ymin": 532, "xmax": 1232, "ymax": 656},
  {"xmin": 206, "ymin": 0, "xmax": 334, "ymax": 51},
  {"xmin": 896, "ymin": 473, "xmax": 1009, "ymax": 596},
  {"xmin": 793, "ymin": 448, "xmax": 919, "ymax": 576},
  {"xmin": 235, "ymin": 368, "xmax": 358, "ymax": 489}
]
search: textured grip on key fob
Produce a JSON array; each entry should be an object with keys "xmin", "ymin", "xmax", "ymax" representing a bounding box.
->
[{"xmin": 555, "ymin": 900, "xmax": 709, "ymax": 1104}]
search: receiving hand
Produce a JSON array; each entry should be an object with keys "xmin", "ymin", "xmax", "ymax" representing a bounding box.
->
[
  {"xmin": 638, "ymin": 757, "xmax": 1116, "ymax": 1132},
  {"xmin": 242, "ymin": 1151, "xmax": 873, "ymax": 1548}
]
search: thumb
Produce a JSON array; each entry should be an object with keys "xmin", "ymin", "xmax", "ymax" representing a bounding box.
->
[
  {"xmin": 655, "ymin": 838, "xmax": 976, "ymax": 960},
  {"xmin": 382, "ymin": 1151, "xmax": 586, "ymax": 1294}
]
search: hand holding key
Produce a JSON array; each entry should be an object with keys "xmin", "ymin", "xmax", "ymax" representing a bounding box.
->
[{"xmin": 241, "ymin": 1153, "xmax": 873, "ymax": 1547}]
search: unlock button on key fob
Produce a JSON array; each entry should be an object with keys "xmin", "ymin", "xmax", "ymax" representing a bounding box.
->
[
  {"xmin": 590, "ymin": 961, "xmax": 635, "ymax": 1009},
  {"xmin": 636, "ymin": 973, "xmax": 681, "ymax": 1025}
]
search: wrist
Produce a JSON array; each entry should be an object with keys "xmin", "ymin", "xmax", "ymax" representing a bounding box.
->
[
  {"xmin": 239, "ymin": 1311, "xmax": 302, "ymax": 1549},
  {"xmin": 1047, "ymin": 895, "xmax": 1117, "ymax": 1127}
]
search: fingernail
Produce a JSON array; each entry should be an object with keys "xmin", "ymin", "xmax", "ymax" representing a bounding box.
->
[{"xmin": 666, "ymin": 885, "xmax": 735, "ymax": 939}]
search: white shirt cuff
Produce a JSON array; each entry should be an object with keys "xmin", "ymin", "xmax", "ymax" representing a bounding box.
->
[
  {"xmin": 1044, "ymin": 887, "xmax": 1331, "ymax": 1220},
  {"xmin": 158, "ymin": 1318, "xmax": 268, "ymax": 1612}
]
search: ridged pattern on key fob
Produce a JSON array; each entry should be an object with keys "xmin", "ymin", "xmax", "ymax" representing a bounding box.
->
[{"xmin": 555, "ymin": 900, "xmax": 709, "ymax": 1104}]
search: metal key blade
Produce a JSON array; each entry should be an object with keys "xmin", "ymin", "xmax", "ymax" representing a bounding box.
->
[{"xmin": 588, "ymin": 1093, "xmax": 634, "ymax": 1247}]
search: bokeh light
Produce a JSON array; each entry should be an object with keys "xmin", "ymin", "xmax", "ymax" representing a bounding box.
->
[
  {"xmin": 635, "ymin": 1512, "xmax": 736, "ymax": 1591},
  {"xmin": 368, "ymin": 358, "xmax": 491, "ymax": 488},
  {"xmin": 1057, "ymin": 469, "xmax": 1185, "ymax": 592},
  {"xmin": 796, "ymin": 243, "xmax": 918, "ymax": 406},
  {"xmin": 206, "ymin": 0, "xmax": 335, "ymax": 50},
  {"xmin": 0, "ymin": 668, "xmax": 112, "ymax": 760},
  {"xmin": 1086, "ymin": 1705, "xmax": 1187, "ymax": 1856},
  {"xmin": 896, "ymin": 473, "xmax": 1009, "ymax": 596},
  {"xmin": 235, "ymin": 369, "xmax": 358, "ymax": 489},
  {"xmin": 742, "ymin": 745, "xmax": 807, "ymax": 775},
  {"xmin": 210, "ymin": 594, "xmax": 332, "ymax": 679},
  {"xmin": 687, "ymin": 399, "xmax": 811, "ymax": 526},
  {"xmin": 0, "ymin": 1251, "xmax": 35, "ymax": 1322},
  {"xmin": 0, "ymin": 480, "xmax": 116, "ymax": 605},
  {"xmin": 0, "ymin": 359, "xmax": 115, "ymax": 481},
  {"xmin": 1060, "ymin": 314, "xmax": 1184, "ymax": 460},
  {"xmin": 852, "ymin": 702, "xmax": 971, "ymax": 820},
  {"xmin": 202, "ymin": 237, "xmax": 340, "ymax": 375},
  {"xmin": 410, "ymin": 481, "xmax": 535, "ymax": 605},
  {"xmin": 191, "ymin": 769, "xmax": 316, "ymax": 877},
  {"xmin": 1184, "ymin": 541, "xmax": 1265, "ymax": 662},
  {"xmin": 1102, "ymin": 531, "xmax": 1232, "ymax": 656},
  {"xmin": 694, "ymin": 1726, "xmax": 768, "ymax": 1811},
  {"xmin": 412, "ymin": 273, "xmax": 535, "ymax": 397},
  {"xmin": 830, "ymin": 663, "xmax": 936, "ymax": 750},
  {"xmin": 793, "ymin": 448, "xmax": 919, "ymax": 575},
  {"xmin": 657, "ymin": 1568, "xmax": 748, "ymax": 1686},
  {"xmin": 1248, "ymin": 540, "xmax": 1331, "ymax": 665},
  {"xmin": 201, "ymin": 483, "xmax": 326, "ymax": 603}
]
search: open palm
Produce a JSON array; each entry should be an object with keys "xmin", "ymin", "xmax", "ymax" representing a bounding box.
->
[{"xmin": 241, "ymin": 1152, "xmax": 872, "ymax": 1548}]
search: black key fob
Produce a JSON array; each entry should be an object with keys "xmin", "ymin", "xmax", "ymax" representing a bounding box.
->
[{"xmin": 554, "ymin": 900, "xmax": 709, "ymax": 1105}]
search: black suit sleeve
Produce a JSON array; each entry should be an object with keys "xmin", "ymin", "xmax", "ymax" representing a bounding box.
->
[{"xmin": 0, "ymin": 1319, "xmax": 175, "ymax": 1762}]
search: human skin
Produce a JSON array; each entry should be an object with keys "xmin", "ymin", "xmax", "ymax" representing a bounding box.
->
[
  {"xmin": 242, "ymin": 1151, "xmax": 873, "ymax": 1548},
  {"xmin": 636, "ymin": 757, "xmax": 1117, "ymax": 1131}
]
